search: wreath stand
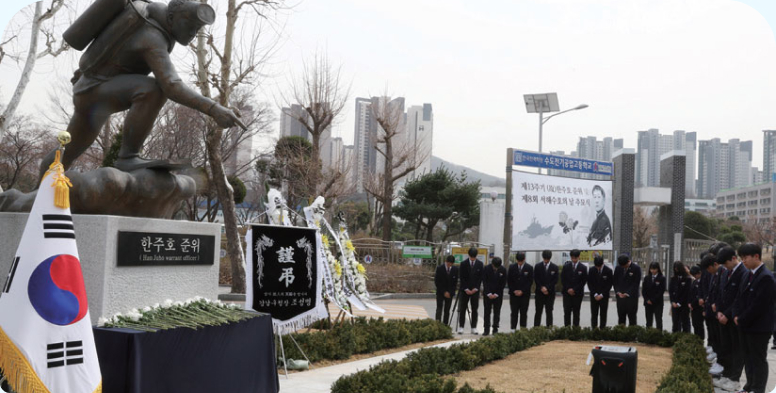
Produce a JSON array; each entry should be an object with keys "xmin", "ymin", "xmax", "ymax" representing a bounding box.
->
[{"xmin": 276, "ymin": 330, "xmax": 314, "ymax": 379}]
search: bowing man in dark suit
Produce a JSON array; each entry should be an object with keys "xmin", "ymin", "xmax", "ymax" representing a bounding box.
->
[
  {"xmin": 733, "ymin": 243, "xmax": 776, "ymax": 393},
  {"xmin": 714, "ymin": 246, "xmax": 745, "ymax": 390},
  {"xmin": 701, "ymin": 254, "xmax": 725, "ymax": 366},
  {"xmin": 508, "ymin": 251, "xmax": 533, "ymax": 331},
  {"xmin": 534, "ymin": 250, "xmax": 559, "ymax": 327},
  {"xmin": 641, "ymin": 261, "xmax": 665, "ymax": 330},
  {"xmin": 689, "ymin": 265, "xmax": 705, "ymax": 339},
  {"xmin": 587, "ymin": 255, "xmax": 613, "ymax": 329},
  {"xmin": 613, "ymin": 254, "xmax": 641, "ymax": 326},
  {"xmin": 482, "ymin": 257, "xmax": 507, "ymax": 335},
  {"xmin": 458, "ymin": 247, "xmax": 484, "ymax": 335},
  {"xmin": 435, "ymin": 255, "xmax": 459, "ymax": 325},
  {"xmin": 561, "ymin": 249, "xmax": 588, "ymax": 327}
]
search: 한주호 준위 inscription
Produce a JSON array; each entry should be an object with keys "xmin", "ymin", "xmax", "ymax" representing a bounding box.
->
[{"xmin": 116, "ymin": 231, "xmax": 216, "ymax": 266}]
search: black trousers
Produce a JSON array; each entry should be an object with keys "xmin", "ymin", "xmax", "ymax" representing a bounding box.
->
[
  {"xmin": 534, "ymin": 292, "xmax": 555, "ymax": 327},
  {"xmin": 562, "ymin": 294, "xmax": 583, "ymax": 327},
  {"xmin": 616, "ymin": 296, "xmax": 638, "ymax": 326},
  {"xmin": 644, "ymin": 301, "xmax": 663, "ymax": 330},
  {"xmin": 670, "ymin": 306, "xmax": 690, "ymax": 333},
  {"xmin": 458, "ymin": 291, "xmax": 480, "ymax": 328},
  {"xmin": 706, "ymin": 317, "xmax": 721, "ymax": 353},
  {"xmin": 691, "ymin": 307, "xmax": 705, "ymax": 339},
  {"xmin": 509, "ymin": 294, "xmax": 530, "ymax": 329},
  {"xmin": 741, "ymin": 331, "xmax": 771, "ymax": 393},
  {"xmin": 590, "ymin": 296, "xmax": 609, "ymax": 328},
  {"xmin": 435, "ymin": 293, "xmax": 453, "ymax": 325},
  {"xmin": 483, "ymin": 296, "xmax": 503, "ymax": 332},
  {"xmin": 718, "ymin": 322, "xmax": 744, "ymax": 381}
]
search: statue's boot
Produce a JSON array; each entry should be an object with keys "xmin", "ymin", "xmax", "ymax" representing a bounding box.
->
[{"xmin": 114, "ymin": 156, "xmax": 191, "ymax": 172}]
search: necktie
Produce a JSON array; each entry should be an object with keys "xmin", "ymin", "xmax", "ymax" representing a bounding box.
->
[
  {"xmin": 749, "ymin": 270, "xmax": 754, "ymax": 284},
  {"xmin": 728, "ymin": 269, "xmax": 732, "ymax": 279},
  {"xmin": 447, "ymin": 267, "xmax": 450, "ymax": 275}
]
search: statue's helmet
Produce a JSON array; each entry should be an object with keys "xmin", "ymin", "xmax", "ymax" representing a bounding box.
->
[{"xmin": 168, "ymin": 0, "xmax": 216, "ymax": 45}]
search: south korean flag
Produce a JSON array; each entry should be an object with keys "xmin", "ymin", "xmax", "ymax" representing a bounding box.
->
[{"xmin": 0, "ymin": 154, "xmax": 102, "ymax": 392}]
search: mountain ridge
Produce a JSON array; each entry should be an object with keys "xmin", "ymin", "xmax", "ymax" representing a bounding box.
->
[{"xmin": 431, "ymin": 156, "xmax": 506, "ymax": 187}]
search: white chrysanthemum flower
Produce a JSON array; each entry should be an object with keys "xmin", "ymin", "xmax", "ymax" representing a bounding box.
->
[
  {"xmin": 97, "ymin": 317, "xmax": 108, "ymax": 326},
  {"xmin": 163, "ymin": 299, "xmax": 174, "ymax": 308},
  {"xmin": 143, "ymin": 306, "xmax": 152, "ymax": 313}
]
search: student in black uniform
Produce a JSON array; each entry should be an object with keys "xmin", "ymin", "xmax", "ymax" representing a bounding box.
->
[
  {"xmin": 508, "ymin": 251, "xmax": 533, "ymax": 331},
  {"xmin": 587, "ymin": 255, "xmax": 613, "ymax": 329},
  {"xmin": 669, "ymin": 261, "xmax": 692, "ymax": 333},
  {"xmin": 534, "ymin": 250, "xmax": 559, "ymax": 327},
  {"xmin": 733, "ymin": 243, "xmax": 775, "ymax": 393},
  {"xmin": 561, "ymin": 249, "xmax": 588, "ymax": 327},
  {"xmin": 613, "ymin": 254, "xmax": 641, "ymax": 326},
  {"xmin": 688, "ymin": 265, "xmax": 705, "ymax": 339},
  {"xmin": 713, "ymin": 246, "xmax": 746, "ymax": 392},
  {"xmin": 701, "ymin": 253, "xmax": 725, "ymax": 375},
  {"xmin": 482, "ymin": 257, "xmax": 507, "ymax": 336},
  {"xmin": 457, "ymin": 247, "xmax": 484, "ymax": 335},
  {"xmin": 641, "ymin": 261, "xmax": 665, "ymax": 330},
  {"xmin": 434, "ymin": 255, "xmax": 459, "ymax": 325}
]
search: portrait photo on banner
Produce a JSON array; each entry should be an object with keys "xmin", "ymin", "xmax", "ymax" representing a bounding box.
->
[{"xmin": 512, "ymin": 171, "xmax": 613, "ymax": 251}]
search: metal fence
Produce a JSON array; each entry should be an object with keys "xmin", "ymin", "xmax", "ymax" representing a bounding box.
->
[
  {"xmin": 349, "ymin": 238, "xmax": 496, "ymax": 267},
  {"xmin": 631, "ymin": 239, "xmax": 715, "ymax": 275}
]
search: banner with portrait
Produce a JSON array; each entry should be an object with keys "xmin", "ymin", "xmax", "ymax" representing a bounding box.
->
[
  {"xmin": 245, "ymin": 224, "xmax": 327, "ymax": 334},
  {"xmin": 512, "ymin": 171, "xmax": 613, "ymax": 251}
]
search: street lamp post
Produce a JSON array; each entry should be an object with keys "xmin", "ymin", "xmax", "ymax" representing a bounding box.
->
[
  {"xmin": 539, "ymin": 104, "xmax": 589, "ymax": 154},
  {"xmin": 524, "ymin": 93, "xmax": 588, "ymax": 174}
]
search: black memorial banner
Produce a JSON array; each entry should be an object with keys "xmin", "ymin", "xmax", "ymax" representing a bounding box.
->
[{"xmin": 245, "ymin": 225, "xmax": 327, "ymax": 333}]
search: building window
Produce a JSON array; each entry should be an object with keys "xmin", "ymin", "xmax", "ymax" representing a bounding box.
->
[
  {"xmin": 762, "ymin": 189, "xmax": 772, "ymax": 196},
  {"xmin": 761, "ymin": 198, "xmax": 771, "ymax": 205},
  {"xmin": 737, "ymin": 193, "xmax": 747, "ymax": 199},
  {"xmin": 727, "ymin": 195, "xmax": 736, "ymax": 201},
  {"xmin": 717, "ymin": 197, "xmax": 725, "ymax": 203}
]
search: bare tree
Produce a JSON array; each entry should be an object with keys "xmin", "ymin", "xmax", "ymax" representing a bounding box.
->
[
  {"xmin": 364, "ymin": 95, "xmax": 429, "ymax": 241},
  {"xmin": 192, "ymin": 0, "xmax": 283, "ymax": 293},
  {"xmin": 0, "ymin": 115, "xmax": 50, "ymax": 191},
  {"xmin": 633, "ymin": 206, "xmax": 657, "ymax": 248},
  {"xmin": 279, "ymin": 51, "xmax": 350, "ymax": 196},
  {"xmin": 0, "ymin": 0, "xmax": 69, "ymax": 143},
  {"xmin": 744, "ymin": 218, "xmax": 776, "ymax": 249}
]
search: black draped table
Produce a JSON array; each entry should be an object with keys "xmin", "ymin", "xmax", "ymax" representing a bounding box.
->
[{"xmin": 93, "ymin": 313, "xmax": 279, "ymax": 393}]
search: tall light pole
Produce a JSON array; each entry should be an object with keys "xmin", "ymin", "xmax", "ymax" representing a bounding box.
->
[
  {"xmin": 539, "ymin": 104, "xmax": 589, "ymax": 154},
  {"xmin": 524, "ymin": 93, "xmax": 588, "ymax": 173}
]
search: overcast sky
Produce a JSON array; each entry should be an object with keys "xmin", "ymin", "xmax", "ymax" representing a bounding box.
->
[{"xmin": 2, "ymin": 0, "xmax": 776, "ymax": 179}]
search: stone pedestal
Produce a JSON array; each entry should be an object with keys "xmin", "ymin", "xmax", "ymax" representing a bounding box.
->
[{"xmin": 0, "ymin": 214, "xmax": 220, "ymax": 325}]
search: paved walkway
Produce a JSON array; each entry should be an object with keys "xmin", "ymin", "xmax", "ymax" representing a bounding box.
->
[{"xmin": 279, "ymin": 338, "xmax": 472, "ymax": 393}]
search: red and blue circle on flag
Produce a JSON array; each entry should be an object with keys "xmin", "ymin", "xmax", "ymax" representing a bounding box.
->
[{"xmin": 28, "ymin": 254, "xmax": 88, "ymax": 326}]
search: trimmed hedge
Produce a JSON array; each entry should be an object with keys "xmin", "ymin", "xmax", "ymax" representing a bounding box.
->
[
  {"xmin": 330, "ymin": 326, "xmax": 711, "ymax": 393},
  {"xmin": 281, "ymin": 317, "xmax": 452, "ymax": 362}
]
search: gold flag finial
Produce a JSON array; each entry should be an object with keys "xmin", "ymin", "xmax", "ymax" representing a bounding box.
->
[{"xmin": 46, "ymin": 131, "xmax": 73, "ymax": 209}]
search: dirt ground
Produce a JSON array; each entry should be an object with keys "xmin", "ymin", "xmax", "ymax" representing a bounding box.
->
[{"xmin": 452, "ymin": 340, "xmax": 672, "ymax": 393}]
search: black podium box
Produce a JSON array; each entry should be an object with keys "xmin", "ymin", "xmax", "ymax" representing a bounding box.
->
[{"xmin": 589, "ymin": 345, "xmax": 638, "ymax": 393}]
